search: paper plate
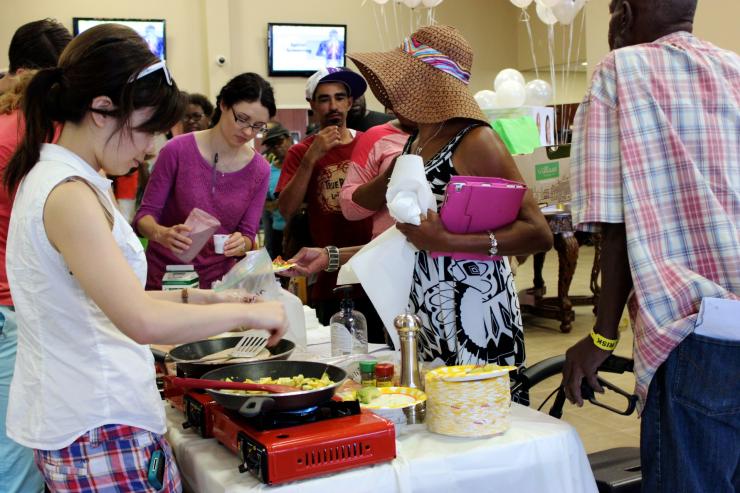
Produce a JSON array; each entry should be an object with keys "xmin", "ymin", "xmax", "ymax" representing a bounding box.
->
[
  {"xmin": 362, "ymin": 387, "xmax": 427, "ymax": 409},
  {"xmin": 433, "ymin": 365, "xmax": 517, "ymax": 382}
]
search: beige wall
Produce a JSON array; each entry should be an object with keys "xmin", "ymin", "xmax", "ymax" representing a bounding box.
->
[{"xmin": 2, "ymin": 0, "xmax": 737, "ymax": 110}]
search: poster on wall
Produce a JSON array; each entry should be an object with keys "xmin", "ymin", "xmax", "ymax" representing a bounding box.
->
[
  {"xmin": 73, "ymin": 18, "xmax": 166, "ymax": 61},
  {"xmin": 268, "ymin": 23, "xmax": 347, "ymax": 77}
]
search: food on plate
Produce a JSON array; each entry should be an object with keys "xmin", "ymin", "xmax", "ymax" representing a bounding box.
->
[
  {"xmin": 222, "ymin": 372, "xmax": 334, "ymax": 395},
  {"xmin": 272, "ymin": 256, "xmax": 296, "ymax": 272},
  {"xmin": 357, "ymin": 386, "xmax": 381, "ymax": 404}
]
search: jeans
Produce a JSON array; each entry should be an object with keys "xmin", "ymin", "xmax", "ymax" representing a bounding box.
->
[
  {"xmin": 0, "ymin": 306, "xmax": 44, "ymax": 493},
  {"xmin": 641, "ymin": 332, "xmax": 740, "ymax": 493}
]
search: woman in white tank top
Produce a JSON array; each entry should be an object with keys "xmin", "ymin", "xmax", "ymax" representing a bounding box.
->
[{"xmin": 4, "ymin": 24, "xmax": 286, "ymax": 492}]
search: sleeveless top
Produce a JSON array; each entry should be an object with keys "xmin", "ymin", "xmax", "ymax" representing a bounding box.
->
[
  {"xmin": 404, "ymin": 125, "xmax": 525, "ymax": 369},
  {"xmin": 6, "ymin": 144, "xmax": 164, "ymax": 449}
]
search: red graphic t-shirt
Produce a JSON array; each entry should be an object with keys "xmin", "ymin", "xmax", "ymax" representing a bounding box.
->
[{"xmin": 276, "ymin": 134, "xmax": 372, "ymax": 300}]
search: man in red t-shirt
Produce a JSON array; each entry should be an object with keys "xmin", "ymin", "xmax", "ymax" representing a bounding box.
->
[{"xmin": 277, "ymin": 68, "xmax": 384, "ymax": 339}]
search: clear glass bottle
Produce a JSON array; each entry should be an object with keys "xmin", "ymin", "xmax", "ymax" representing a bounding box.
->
[{"xmin": 330, "ymin": 286, "xmax": 368, "ymax": 356}]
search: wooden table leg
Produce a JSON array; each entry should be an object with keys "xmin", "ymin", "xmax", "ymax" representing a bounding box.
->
[
  {"xmin": 554, "ymin": 232, "xmax": 579, "ymax": 333},
  {"xmin": 532, "ymin": 252, "xmax": 546, "ymax": 298}
]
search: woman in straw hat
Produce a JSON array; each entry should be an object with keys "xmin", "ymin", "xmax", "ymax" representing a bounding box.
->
[{"xmin": 347, "ymin": 25, "xmax": 552, "ymax": 398}]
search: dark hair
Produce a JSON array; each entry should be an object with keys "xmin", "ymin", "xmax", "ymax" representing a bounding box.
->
[
  {"xmin": 4, "ymin": 23, "xmax": 186, "ymax": 192},
  {"xmin": 8, "ymin": 19, "xmax": 72, "ymax": 73},
  {"xmin": 211, "ymin": 73, "xmax": 276, "ymax": 125},
  {"xmin": 188, "ymin": 93, "xmax": 214, "ymax": 118}
]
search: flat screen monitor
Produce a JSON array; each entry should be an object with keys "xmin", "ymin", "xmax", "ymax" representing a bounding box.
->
[
  {"xmin": 73, "ymin": 18, "xmax": 166, "ymax": 61},
  {"xmin": 268, "ymin": 23, "xmax": 347, "ymax": 77}
]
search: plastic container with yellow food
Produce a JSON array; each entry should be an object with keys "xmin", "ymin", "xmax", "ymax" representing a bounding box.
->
[{"xmin": 425, "ymin": 365, "xmax": 515, "ymax": 438}]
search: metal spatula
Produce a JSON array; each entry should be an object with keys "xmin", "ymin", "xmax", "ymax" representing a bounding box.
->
[{"xmin": 195, "ymin": 332, "xmax": 270, "ymax": 363}]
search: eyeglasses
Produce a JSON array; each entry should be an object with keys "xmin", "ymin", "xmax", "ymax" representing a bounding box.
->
[
  {"xmin": 128, "ymin": 60, "xmax": 172, "ymax": 86},
  {"xmin": 231, "ymin": 108, "xmax": 268, "ymax": 134},
  {"xmin": 183, "ymin": 112, "xmax": 204, "ymax": 122}
]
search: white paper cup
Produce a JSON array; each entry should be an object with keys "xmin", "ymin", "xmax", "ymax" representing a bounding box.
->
[{"xmin": 213, "ymin": 234, "xmax": 229, "ymax": 254}]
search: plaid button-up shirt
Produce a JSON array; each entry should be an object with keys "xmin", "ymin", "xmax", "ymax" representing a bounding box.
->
[{"xmin": 571, "ymin": 32, "xmax": 740, "ymax": 406}]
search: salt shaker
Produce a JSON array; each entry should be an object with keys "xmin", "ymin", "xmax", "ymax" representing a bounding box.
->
[{"xmin": 394, "ymin": 312, "xmax": 423, "ymax": 390}]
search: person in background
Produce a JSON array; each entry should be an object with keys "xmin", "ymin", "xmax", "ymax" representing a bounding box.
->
[
  {"xmin": 182, "ymin": 92, "xmax": 214, "ymax": 134},
  {"xmin": 561, "ymin": 1, "xmax": 739, "ymax": 491},
  {"xmin": 346, "ymin": 94, "xmax": 394, "ymax": 132},
  {"xmin": 277, "ymin": 67, "xmax": 386, "ymax": 342},
  {"xmin": 340, "ymin": 116, "xmax": 414, "ymax": 238},
  {"xmin": 261, "ymin": 122, "xmax": 291, "ymax": 259},
  {"xmin": 135, "ymin": 73, "xmax": 273, "ymax": 290},
  {"xmin": 4, "ymin": 23, "xmax": 286, "ymax": 492},
  {"xmin": 0, "ymin": 18, "xmax": 71, "ymax": 493}
]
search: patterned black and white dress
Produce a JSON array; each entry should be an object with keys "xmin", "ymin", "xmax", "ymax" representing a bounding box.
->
[{"xmin": 405, "ymin": 124, "xmax": 525, "ymax": 370}]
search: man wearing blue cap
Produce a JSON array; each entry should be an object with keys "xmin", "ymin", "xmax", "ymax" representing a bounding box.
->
[{"xmin": 277, "ymin": 68, "xmax": 386, "ymax": 342}]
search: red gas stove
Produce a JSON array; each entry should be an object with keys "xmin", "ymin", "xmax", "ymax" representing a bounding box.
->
[
  {"xmin": 211, "ymin": 400, "xmax": 397, "ymax": 485},
  {"xmin": 163, "ymin": 379, "xmax": 219, "ymax": 438}
]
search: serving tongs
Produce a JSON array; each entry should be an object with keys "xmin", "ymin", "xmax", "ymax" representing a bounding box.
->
[{"xmin": 163, "ymin": 376, "xmax": 299, "ymax": 394}]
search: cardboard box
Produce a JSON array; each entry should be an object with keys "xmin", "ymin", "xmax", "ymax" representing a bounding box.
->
[
  {"xmin": 513, "ymin": 145, "xmax": 571, "ymax": 206},
  {"xmin": 162, "ymin": 265, "xmax": 199, "ymax": 291},
  {"xmin": 484, "ymin": 106, "xmax": 555, "ymax": 147}
]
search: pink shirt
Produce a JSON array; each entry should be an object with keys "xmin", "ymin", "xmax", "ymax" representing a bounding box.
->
[{"xmin": 340, "ymin": 123, "xmax": 410, "ymax": 238}]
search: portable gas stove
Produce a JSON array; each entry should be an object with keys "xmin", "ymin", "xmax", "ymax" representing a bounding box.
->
[
  {"xmin": 162, "ymin": 379, "xmax": 219, "ymax": 438},
  {"xmin": 211, "ymin": 400, "xmax": 397, "ymax": 485}
]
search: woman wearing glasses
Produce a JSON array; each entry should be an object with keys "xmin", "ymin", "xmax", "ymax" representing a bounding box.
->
[
  {"xmin": 135, "ymin": 73, "xmax": 275, "ymax": 289},
  {"xmin": 4, "ymin": 24, "xmax": 286, "ymax": 491}
]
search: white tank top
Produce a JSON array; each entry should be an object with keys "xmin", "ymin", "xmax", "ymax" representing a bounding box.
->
[{"xmin": 6, "ymin": 144, "xmax": 164, "ymax": 450}]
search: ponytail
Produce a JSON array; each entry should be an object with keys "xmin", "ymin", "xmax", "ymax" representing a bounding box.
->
[{"xmin": 4, "ymin": 67, "xmax": 64, "ymax": 193}]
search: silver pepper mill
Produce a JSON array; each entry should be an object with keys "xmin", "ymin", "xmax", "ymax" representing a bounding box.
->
[{"xmin": 394, "ymin": 312, "xmax": 424, "ymax": 390}]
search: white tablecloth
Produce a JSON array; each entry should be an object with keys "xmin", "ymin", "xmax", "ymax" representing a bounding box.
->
[{"xmin": 165, "ymin": 402, "xmax": 597, "ymax": 493}]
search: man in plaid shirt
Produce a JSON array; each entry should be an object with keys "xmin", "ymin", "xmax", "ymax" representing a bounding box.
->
[{"xmin": 562, "ymin": 0, "xmax": 739, "ymax": 491}]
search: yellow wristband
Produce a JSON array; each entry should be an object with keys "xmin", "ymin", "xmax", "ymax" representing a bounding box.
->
[{"xmin": 590, "ymin": 331, "xmax": 618, "ymax": 351}]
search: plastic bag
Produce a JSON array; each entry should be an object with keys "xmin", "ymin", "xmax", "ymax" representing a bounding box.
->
[{"xmin": 212, "ymin": 248, "xmax": 279, "ymax": 298}]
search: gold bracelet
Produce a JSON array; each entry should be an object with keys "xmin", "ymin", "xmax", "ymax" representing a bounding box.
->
[
  {"xmin": 181, "ymin": 288, "xmax": 189, "ymax": 304},
  {"xmin": 590, "ymin": 330, "xmax": 618, "ymax": 351}
]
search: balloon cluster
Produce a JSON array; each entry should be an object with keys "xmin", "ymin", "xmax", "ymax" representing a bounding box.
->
[
  {"xmin": 474, "ymin": 68, "xmax": 553, "ymax": 110},
  {"xmin": 510, "ymin": 0, "xmax": 587, "ymax": 25}
]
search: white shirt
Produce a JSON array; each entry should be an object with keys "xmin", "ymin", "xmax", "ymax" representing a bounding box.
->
[{"xmin": 6, "ymin": 144, "xmax": 164, "ymax": 449}]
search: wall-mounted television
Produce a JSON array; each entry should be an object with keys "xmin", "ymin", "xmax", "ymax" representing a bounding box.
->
[
  {"xmin": 73, "ymin": 17, "xmax": 166, "ymax": 61},
  {"xmin": 268, "ymin": 23, "xmax": 347, "ymax": 77}
]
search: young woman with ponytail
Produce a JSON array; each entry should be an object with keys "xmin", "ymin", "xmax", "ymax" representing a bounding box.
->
[
  {"xmin": 134, "ymin": 73, "xmax": 277, "ymax": 290},
  {"xmin": 4, "ymin": 24, "xmax": 286, "ymax": 492}
]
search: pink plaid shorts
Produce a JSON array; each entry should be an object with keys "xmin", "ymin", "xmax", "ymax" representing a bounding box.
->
[{"xmin": 34, "ymin": 424, "xmax": 182, "ymax": 492}]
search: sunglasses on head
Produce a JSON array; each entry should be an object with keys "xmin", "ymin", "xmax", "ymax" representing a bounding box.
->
[{"xmin": 128, "ymin": 60, "xmax": 172, "ymax": 86}]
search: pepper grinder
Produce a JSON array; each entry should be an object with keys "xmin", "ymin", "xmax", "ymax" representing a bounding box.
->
[{"xmin": 394, "ymin": 312, "xmax": 423, "ymax": 390}]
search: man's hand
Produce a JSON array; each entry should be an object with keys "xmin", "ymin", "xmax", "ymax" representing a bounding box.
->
[
  {"xmin": 306, "ymin": 125, "xmax": 342, "ymax": 162},
  {"xmin": 278, "ymin": 247, "xmax": 328, "ymax": 277},
  {"xmin": 156, "ymin": 224, "xmax": 192, "ymax": 254},
  {"xmin": 396, "ymin": 210, "xmax": 452, "ymax": 251},
  {"xmin": 561, "ymin": 335, "xmax": 612, "ymax": 406}
]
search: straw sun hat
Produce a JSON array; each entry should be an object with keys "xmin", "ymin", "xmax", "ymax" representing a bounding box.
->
[{"xmin": 348, "ymin": 25, "xmax": 486, "ymax": 125}]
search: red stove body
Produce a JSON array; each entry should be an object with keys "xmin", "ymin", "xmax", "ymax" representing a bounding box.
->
[
  {"xmin": 183, "ymin": 392, "xmax": 219, "ymax": 438},
  {"xmin": 211, "ymin": 405, "xmax": 396, "ymax": 485}
]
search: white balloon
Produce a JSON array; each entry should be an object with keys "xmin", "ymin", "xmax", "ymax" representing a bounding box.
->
[
  {"xmin": 403, "ymin": 0, "xmax": 423, "ymax": 6},
  {"xmin": 474, "ymin": 90, "xmax": 498, "ymax": 110},
  {"xmin": 494, "ymin": 68, "xmax": 526, "ymax": 92},
  {"xmin": 535, "ymin": 2, "xmax": 558, "ymax": 25},
  {"xmin": 422, "ymin": 0, "xmax": 443, "ymax": 7},
  {"xmin": 373, "ymin": 0, "xmax": 390, "ymax": 4},
  {"xmin": 496, "ymin": 80, "xmax": 526, "ymax": 108},
  {"xmin": 537, "ymin": 0, "xmax": 562, "ymax": 7},
  {"xmin": 525, "ymin": 79, "xmax": 553, "ymax": 106},
  {"xmin": 551, "ymin": 0, "xmax": 585, "ymax": 25},
  {"xmin": 510, "ymin": 0, "xmax": 533, "ymax": 7}
]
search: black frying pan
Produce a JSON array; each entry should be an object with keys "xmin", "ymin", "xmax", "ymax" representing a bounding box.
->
[
  {"xmin": 200, "ymin": 360, "xmax": 347, "ymax": 417},
  {"xmin": 166, "ymin": 337, "xmax": 295, "ymax": 378}
]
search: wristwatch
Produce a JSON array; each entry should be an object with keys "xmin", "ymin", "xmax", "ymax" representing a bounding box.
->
[{"xmin": 324, "ymin": 245, "xmax": 340, "ymax": 272}]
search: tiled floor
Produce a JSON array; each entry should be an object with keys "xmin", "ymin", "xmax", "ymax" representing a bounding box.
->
[{"xmin": 515, "ymin": 245, "xmax": 641, "ymax": 454}]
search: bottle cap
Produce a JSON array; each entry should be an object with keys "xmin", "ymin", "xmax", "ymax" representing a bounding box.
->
[
  {"xmin": 375, "ymin": 362, "xmax": 394, "ymax": 378},
  {"xmin": 359, "ymin": 361, "xmax": 377, "ymax": 373}
]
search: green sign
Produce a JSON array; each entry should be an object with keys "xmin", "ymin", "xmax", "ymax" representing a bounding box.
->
[{"xmin": 535, "ymin": 161, "xmax": 559, "ymax": 181}]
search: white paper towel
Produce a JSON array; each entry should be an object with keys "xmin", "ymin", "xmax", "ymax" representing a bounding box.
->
[
  {"xmin": 337, "ymin": 155, "xmax": 437, "ymax": 350},
  {"xmin": 386, "ymin": 154, "xmax": 437, "ymax": 224}
]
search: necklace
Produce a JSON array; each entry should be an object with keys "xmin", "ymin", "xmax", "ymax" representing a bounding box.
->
[{"xmin": 414, "ymin": 121, "xmax": 446, "ymax": 156}]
